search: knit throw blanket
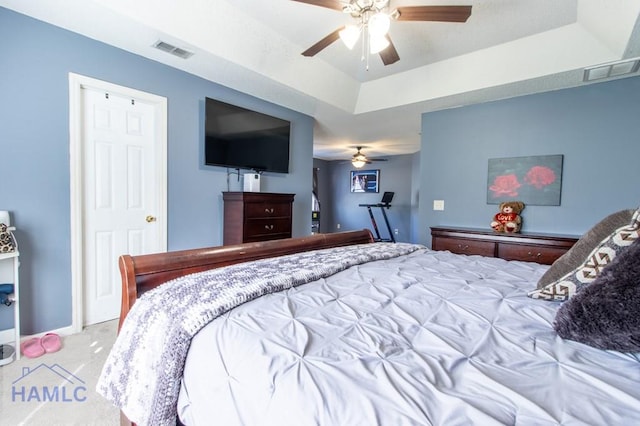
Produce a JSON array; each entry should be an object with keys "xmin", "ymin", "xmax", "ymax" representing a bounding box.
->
[{"xmin": 96, "ymin": 242, "xmax": 423, "ymax": 426}]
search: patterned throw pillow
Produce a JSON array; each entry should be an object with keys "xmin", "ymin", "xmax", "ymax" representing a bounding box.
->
[
  {"xmin": 0, "ymin": 223, "xmax": 16, "ymax": 253},
  {"xmin": 554, "ymin": 237, "xmax": 640, "ymax": 352},
  {"xmin": 536, "ymin": 209, "xmax": 635, "ymax": 289},
  {"xmin": 528, "ymin": 208, "xmax": 640, "ymax": 301}
]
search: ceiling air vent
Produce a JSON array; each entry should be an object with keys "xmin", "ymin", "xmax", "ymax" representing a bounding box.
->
[
  {"xmin": 153, "ymin": 40, "xmax": 194, "ymax": 59},
  {"xmin": 583, "ymin": 58, "xmax": 640, "ymax": 82}
]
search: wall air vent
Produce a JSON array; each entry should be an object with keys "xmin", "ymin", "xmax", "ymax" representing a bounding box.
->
[
  {"xmin": 583, "ymin": 58, "xmax": 640, "ymax": 82},
  {"xmin": 152, "ymin": 40, "xmax": 194, "ymax": 59}
]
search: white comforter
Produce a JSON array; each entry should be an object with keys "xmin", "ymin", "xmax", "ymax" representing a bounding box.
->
[{"xmin": 178, "ymin": 249, "xmax": 640, "ymax": 426}]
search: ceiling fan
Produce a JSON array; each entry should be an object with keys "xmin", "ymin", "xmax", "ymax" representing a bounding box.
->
[
  {"xmin": 292, "ymin": 0, "xmax": 472, "ymax": 66},
  {"xmin": 351, "ymin": 146, "xmax": 388, "ymax": 168}
]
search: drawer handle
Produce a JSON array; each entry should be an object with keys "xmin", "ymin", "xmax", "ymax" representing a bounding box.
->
[
  {"xmin": 527, "ymin": 251, "xmax": 542, "ymax": 258},
  {"xmin": 457, "ymin": 244, "xmax": 469, "ymax": 251},
  {"xmin": 265, "ymin": 225, "xmax": 274, "ymax": 230},
  {"xmin": 265, "ymin": 208, "xmax": 274, "ymax": 214}
]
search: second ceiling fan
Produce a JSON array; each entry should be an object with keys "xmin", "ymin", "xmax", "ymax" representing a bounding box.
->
[
  {"xmin": 351, "ymin": 146, "xmax": 387, "ymax": 168},
  {"xmin": 293, "ymin": 0, "xmax": 472, "ymax": 66}
]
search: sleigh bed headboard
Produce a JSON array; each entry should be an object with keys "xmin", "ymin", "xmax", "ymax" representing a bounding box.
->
[{"xmin": 117, "ymin": 230, "xmax": 374, "ymax": 330}]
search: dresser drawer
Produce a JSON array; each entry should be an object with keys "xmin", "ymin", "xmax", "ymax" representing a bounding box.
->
[
  {"xmin": 244, "ymin": 217, "xmax": 292, "ymax": 240},
  {"xmin": 245, "ymin": 202, "xmax": 291, "ymax": 219},
  {"xmin": 433, "ymin": 237, "xmax": 495, "ymax": 257},
  {"xmin": 430, "ymin": 226, "xmax": 578, "ymax": 265},
  {"xmin": 498, "ymin": 243, "xmax": 568, "ymax": 264}
]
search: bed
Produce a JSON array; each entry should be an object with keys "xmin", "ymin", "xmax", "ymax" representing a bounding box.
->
[{"xmin": 98, "ymin": 228, "xmax": 640, "ymax": 426}]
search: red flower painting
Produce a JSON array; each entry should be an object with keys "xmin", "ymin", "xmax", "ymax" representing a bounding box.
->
[
  {"xmin": 487, "ymin": 155, "xmax": 563, "ymax": 206},
  {"xmin": 489, "ymin": 174, "xmax": 522, "ymax": 197},
  {"xmin": 524, "ymin": 166, "xmax": 556, "ymax": 189}
]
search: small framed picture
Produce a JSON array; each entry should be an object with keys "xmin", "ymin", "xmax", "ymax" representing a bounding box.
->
[{"xmin": 350, "ymin": 169, "xmax": 379, "ymax": 193}]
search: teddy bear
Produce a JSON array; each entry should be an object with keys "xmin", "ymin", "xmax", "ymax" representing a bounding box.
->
[{"xmin": 491, "ymin": 201, "xmax": 525, "ymax": 233}]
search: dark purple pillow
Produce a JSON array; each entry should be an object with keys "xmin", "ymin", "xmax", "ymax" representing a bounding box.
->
[{"xmin": 554, "ymin": 237, "xmax": 640, "ymax": 352}]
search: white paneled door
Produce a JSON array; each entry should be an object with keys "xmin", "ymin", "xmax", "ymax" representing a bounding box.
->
[{"xmin": 80, "ymin": 85, "xmax": 165, "ymax": 326}]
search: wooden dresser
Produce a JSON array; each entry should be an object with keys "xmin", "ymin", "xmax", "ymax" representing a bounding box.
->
[
  {"xmin": 223, "ymin": 192, "xmax": 295, "ymax": 245},
  {"xmin": 430, "ymin": 226, "xmax": 579, "ymax": 265}
]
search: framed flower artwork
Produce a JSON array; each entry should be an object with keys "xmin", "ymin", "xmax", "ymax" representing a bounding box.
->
[{"xmin": 487, "ymin": 155, "xmax": 563, "ymax": 205}]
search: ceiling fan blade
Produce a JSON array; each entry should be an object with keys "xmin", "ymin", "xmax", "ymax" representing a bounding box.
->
[
  {"xmin": 379, "ymin": 35, "xmax": 400, "ymax": 65},
  {"xmin": 302, "ymin": 27, "xmax": 343, "ymax": 57},
  {"xmin": 290, "ymin": 0, "xmax": 344, "ymax": 12},
  {"xmin": 395, "ymin": 5, "xmax": 472, "ymax": 22}
]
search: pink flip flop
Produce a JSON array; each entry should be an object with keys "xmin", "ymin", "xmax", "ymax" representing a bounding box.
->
[
  {"xmin": 21, "ymin": 337, "xmax": 45, "ymax": 358},
  {"xmin": 41, "ymin": 333, "xmax": 61, "ymax": 353}
]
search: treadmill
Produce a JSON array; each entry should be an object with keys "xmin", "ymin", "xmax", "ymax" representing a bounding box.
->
[{"xmin": 359, "ymin": 192, "xmax": 395, "ymax": 242}]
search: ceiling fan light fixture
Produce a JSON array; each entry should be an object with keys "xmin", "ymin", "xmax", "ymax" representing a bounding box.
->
[
  {"xmin": 368, "ymin": 13, "xmax": 390, "ymax": 37},
  {"xmin": 355, "ymin": 0, "xmax": 374, "ymax": 9},
  {"xmin": 352, "ymin": 158, "xmax": 367, "ymax": 168},
  {"xmin": 373, "ymin": 0, "xmax": 390, "ymax": 9},
  {"xmin": 369, "ymin": 33, "xmax": 390, "ymax": 54},
  {"xmin": 352, "ymin": 149, "xmax": 368, "ymax": 168},
  {"xmin": 339, "ymin": 25, "xmax": 361, "ymax": 50}
]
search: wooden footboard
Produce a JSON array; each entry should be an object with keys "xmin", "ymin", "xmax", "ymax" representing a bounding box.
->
[{"xmin": 118, "ymin": 230, "xmax": 374, "ymax": 330}]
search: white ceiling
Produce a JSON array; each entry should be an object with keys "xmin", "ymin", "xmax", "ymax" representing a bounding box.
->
[{"xmin": 3, "ymin": 0, "xmax": 640, "ymax": 160}]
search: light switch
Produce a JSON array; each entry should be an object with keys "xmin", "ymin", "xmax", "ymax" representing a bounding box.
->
[{"xmin": 433, "ymin": 200, "xmax": 445, "ymax": 211}]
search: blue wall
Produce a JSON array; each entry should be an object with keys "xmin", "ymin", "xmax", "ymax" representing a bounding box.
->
[
  {"xmin": 418, "ymin": 76, "xmax": 640, "ymax": 246},
  {"xmin": 0, "ymin": 8, "xmax": 314, "ymax": 334},
  {"xmin": 320, "ymin": 154, "xmax": 416, "ymax": 243}
]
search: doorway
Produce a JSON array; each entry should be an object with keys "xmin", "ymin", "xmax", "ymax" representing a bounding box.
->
[
  {"xmin": 312, "ymin": 167, "xmax": 320, "ymax": 233},
  {"xmin": 69, "ymin": 73, "xmax": 167, "ymax": 331}
]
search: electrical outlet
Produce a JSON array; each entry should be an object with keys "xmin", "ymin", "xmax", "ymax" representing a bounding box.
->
[
  {"xmin": 433, "ymin": 200, "xmax": 445, "ymax": 211},
  {"xmin": 336, "ymin": 223, "xmax": 341, "ymax": 229},
  {"xmin": 394, "ymin": 228, "xmax": 399, "ymax": 235}
]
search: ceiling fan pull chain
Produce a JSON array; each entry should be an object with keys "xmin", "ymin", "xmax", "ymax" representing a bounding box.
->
[
  {"xmin": 361, "ymin": 23, "xmax": 366, "ymax": 64},
  {"xmin": 364, "ymin": 24, "xmax": 369, "ymax": 70}
]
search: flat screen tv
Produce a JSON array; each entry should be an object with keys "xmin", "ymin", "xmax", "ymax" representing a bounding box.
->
[{"xmin": 204, "ymin": 97, "xmax": 291, "ymax": 173}]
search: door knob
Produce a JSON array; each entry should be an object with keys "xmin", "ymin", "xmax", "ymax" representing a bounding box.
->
[{"xmin": 146, "ymin": 215, "xmax": 157, "ymax": 223}]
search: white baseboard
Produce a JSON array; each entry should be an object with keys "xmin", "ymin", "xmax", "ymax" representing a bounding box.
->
[
  {"xmin": 0, "ymin": 324, "xmax": 76, "ymax": 345},
  {"xmin": 21, "ymin": 324, "xmax": 76, "ymax": 341}
]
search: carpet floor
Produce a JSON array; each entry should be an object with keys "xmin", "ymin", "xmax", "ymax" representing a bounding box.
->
[{"xmin": 0, "ymin": 320, "xmax": 120, "ymax": 425}]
